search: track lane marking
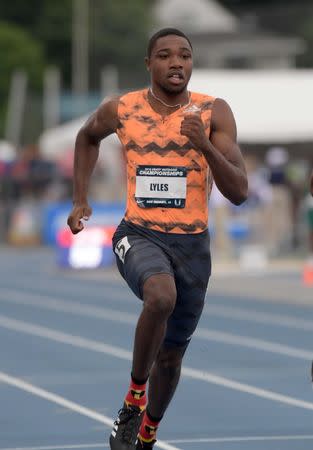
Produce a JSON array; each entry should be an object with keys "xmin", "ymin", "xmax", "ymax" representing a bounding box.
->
[
  {"xmin": 1, "ymin": 314, "xmax": 313, "ymax": 411},
  {"xmin": 1, "ymin": 289, "xmax": 313, "ymax": 360},
  {"xmin": 2, "ymin": 434, "xmax": 313, "ymax": 449},
  {"xmin": 0, "ymin": 372, "xmax": 180, "ymax": 450},
  {"xmin": 167, "ymin": 434, "xmax": 313, "ymax": 444},
  {"xmin": 194, "ymin": 328, "xmax": 313, "ymax": 360},
  {"xmin": 204, "ymin": 303, "xmax": 313, "ymax": 331},
  {"xmin": 0, "ymin": 445, "xmax": 106, "ymax": 450}
]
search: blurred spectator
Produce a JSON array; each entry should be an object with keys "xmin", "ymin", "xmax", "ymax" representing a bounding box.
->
[
  {"xmin": 0, "ymin": 140, "xmax": 16, "ymax": 164},
  {"xmin": 210, "ymin": 154, "xmax": 272, "ymax": 259},
  {"xmin": 286, "ymin": 159, "xmax": 311, "ymax": 249},
  {"xmin": 0, "ymin": 141, "xmax": 17, "ymax": 242},
  {"xmin": 244, "ymin": 154, "xmax": 272, "ymax": 244},
  {"xmin": 264, "ymin": 146, "xmax": 292, "ymax": 256},
  {"xmin": 209, "ymin": 183, "xmax": 232, "ymax": 258},
  {"xmin": 303, "ymin": 186, "xmax": 313, "ymax": 284},
  {"xmin": 5, "ymin": 143, "xmax": 57, "ymax": 245},
  {"xmin": 306, "ymin": 193, "xmax": 313, "ymax": 257},
  {"xmin": 9, "ymin": 143, "xmax": 57, "ymax": 199},
  {"xmin": 306, "ymin": 169, "xmax": 313, "ymax": 260}
]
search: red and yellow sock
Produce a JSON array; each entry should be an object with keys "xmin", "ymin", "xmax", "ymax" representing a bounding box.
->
[
  {"xmin": 137, "ymin": 409, "xmax": 161, "ymax": 445},
  {"xmin": 124, "ymin": 375, "xmax": 147, "ymax": 411}
]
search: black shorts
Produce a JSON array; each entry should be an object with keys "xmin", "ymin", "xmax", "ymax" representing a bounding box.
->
[{"xmin": 112, "ymin": 219, "xmax": 211, "ymax": 349}]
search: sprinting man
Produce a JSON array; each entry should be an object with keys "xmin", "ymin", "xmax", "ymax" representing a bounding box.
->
[{"xmin": 67, "ymin": 28, "xmax": 248, "ymax": 450}]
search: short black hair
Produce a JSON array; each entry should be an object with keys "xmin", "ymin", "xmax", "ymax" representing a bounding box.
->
[{"xmin": 147, "ymin": 28, "xmax": 193, "ymax": 58}]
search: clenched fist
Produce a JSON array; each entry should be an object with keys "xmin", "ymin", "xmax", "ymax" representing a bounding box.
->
[
  {"xmin": 67, "ymin": 203, "xmax": 92, "ymax": 234},
  {"xmin": 180, "ymin": 113, "xmax": 209, "ymax": 152}
]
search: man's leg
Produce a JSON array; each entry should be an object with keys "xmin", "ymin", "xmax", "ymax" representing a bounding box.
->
[
  {"xmin": 136, "ymin": 346, "xmax": 185, "ymax": 448},
  {"xmin": 110, "ymin": 273, "xmax": 176, "ymax": 450},
  {"xmin": 136, "ymin": 229, "xmax": 211, "ymax": 448},
  {"xmin": 148, "ymin": 346, "xmax": 185, "ymax": 417},
  {"xmin": 132, "ymin": 273, "xmax": 177, "ymax": 381}
]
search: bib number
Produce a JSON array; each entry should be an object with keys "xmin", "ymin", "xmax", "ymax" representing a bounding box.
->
[{"xmin": 114, "ymin": 236, "xmax": 131, "ymax": 263}]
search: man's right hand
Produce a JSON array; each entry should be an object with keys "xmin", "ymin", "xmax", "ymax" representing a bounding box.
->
[{"xmin": 67, "ymin": 203, "xmax": 92, "ymax": 234}]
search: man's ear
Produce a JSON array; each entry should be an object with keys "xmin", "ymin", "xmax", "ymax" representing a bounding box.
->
[{"xmin": 144, "ymin": 56, "xmax": 150, "ymax": 71}]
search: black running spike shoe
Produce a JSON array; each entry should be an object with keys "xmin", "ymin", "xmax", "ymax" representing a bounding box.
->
[{"xmin": 110, "ymin": 404, "xmax": 143, "ymax": 450}]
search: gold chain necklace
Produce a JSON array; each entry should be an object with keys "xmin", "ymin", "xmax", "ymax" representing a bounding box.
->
[{"xmin": 149, "ymin": 88, "xmax": 191, "ymax": 109}]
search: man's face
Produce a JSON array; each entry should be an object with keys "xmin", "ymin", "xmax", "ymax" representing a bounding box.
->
[{"xmin": 146, "ymin": 35, "xmax": 193, "ymax": 94}]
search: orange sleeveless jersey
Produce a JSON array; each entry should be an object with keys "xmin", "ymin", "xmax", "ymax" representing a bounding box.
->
[{"xmin": 116, "ymin": 88, "xmax": 215, "ymax": 234}]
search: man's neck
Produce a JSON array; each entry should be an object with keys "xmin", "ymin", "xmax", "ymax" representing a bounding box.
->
[{"xmin": 147, "ymin": 88, "xmax": 190, "ymax": 116}]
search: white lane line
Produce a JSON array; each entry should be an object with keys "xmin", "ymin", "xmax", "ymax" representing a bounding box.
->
[
  {"xmin": 0, "ymin": 314, "xmax": 133, "ymax": 359},
  {"xmin": 181, "ymin": 366, "xmax": 313, "ymax": 410},
  {"xmin": 1, "ymin": 314, "xmax": 313, "ymax": 412},
  {"xmin": 0, "ymin": 371, "xmax": 113, "ymax": 425},
  {"xmin": 0, "ymin": 285, "xmax": 132, "ymax": 306},
  {"xmin": 194, "ymin": 328, "xmax": 313, "ymax": 360},
  {"xmin": 205, "ymin": 303, "xmax": 313, "ymax": 331},
  {"xmin": 167, "ymin": 434, "xmax": 313, "ymax": 444},
  {"xmin": 1, "ymin": 289, "xmax": 313, "ymax": 361},
  {"xmin": 0, "ymin": 288, "xmax": 137, "ymax": 324},
  {"xmin": 0, "ymin": 374, "xmax": 180, "ymax": 450},
  {"xmin": 0, "ymin": 445, "xmax": 106, "ymax": 450},
  {"xmin": 2, "ymin": 434, "xmax": 313, "ymax": 449}
]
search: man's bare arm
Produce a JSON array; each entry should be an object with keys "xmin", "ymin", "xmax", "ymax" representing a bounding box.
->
[
  {"xmin": 67, "ymin": 97, "xmax": 120, "ymax": 234},
  {"xmin": 181, "ymin": 98, "xmax": 248, "ymax": 205},
  {"xmin": 208, "ymin": 98, "xmax": 248, "ymax": 204}
]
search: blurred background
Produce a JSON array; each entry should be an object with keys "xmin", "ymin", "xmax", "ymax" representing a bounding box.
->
[{"xmin": 0, "ymin": 0, "xmax": 313, "ymax": 278}]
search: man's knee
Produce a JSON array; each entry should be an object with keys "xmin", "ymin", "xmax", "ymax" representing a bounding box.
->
[{"xmin": 143, "ymin": 274, "xmax": 176, "ymax": 318}]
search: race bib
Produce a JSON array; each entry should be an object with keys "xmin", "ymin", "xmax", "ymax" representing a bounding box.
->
[
  {"xmin": 135, "ymin": 165, "xmax": 186, "ymax": 208},
  {"xmin": 114, "ymin": 236, "xmax": 131, "ymax": 263}
]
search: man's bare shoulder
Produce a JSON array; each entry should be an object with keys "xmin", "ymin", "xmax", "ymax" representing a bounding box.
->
[
  {"xmin": 93, "ymin": 89, "xmax": 144, "ymax": 123},
  {"xmin": 81, "ymin": 96, "xmax": 121, "ymax": 141},
  {"xmin": 96, "ymin": 95, "xmax": 121, "ymax": 122},
  {"xmin": 211, "ymin": 97, "xmax": 236, "ymax": 133},
  {"xmin": 212, "ymin": 97, "xmax": 232, "ymax": 116}
]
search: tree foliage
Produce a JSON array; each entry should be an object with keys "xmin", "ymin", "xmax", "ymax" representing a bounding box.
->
[
  {"xmin": 0, "ymin": 21, "xmax": 44, "ymax": 136},
  {"xmin": 0, "ymin": 22, "xmax": 44, "ymax": 95},
  {"xmin": 1, "ymin": 0, "xmax": 312, "ymax": 90},
  {"xmin": 0, "ymin": 0, "xmax": 312, "ymax": 140},
  {"xmin": 0, "ymin": 0, "xmax": 152, "ymax": 90},
  {"xmin": 297, "ymin": 15, "xmax": 313, "ymax": 67},
  {"xmin": 0, "ymin": 0, "xmax": 153, "ymax": 139},
  {"xmin": 0, "ymin": 0, "xmax": 72, "ymax": 85},
  {"xmin": 89, "ymin": 0, "xmax": 152, "ymax": 88}
]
